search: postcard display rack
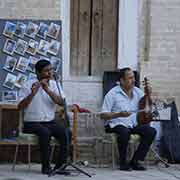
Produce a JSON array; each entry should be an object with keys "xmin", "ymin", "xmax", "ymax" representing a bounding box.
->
[{"xmin": 0, "ymin": 19, "xmax": 62, "ymax": 103}]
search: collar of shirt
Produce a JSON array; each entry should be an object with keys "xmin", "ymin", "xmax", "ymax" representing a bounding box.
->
[{"xmin": 114, "ymin": 85, "xmax": 134, "ymax": 99}]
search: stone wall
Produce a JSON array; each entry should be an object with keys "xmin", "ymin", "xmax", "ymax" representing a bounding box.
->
[
  {"xmin": 0, "ymin": 0, "xmax": 60, "ymax": 19},
  {"xmin": 139, "ymin": 0, "xmax": 180, "ymax": 110}
]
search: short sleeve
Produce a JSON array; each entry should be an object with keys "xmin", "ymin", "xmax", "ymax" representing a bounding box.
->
[
  {"xmin": 18, "ymin": 82, "xmax": 31, "ymax": 103},
  {"xmin": 101, "ymin": 93, "xmax": 114, "ymax": 113}
]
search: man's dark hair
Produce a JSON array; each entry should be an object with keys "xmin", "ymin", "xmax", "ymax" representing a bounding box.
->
[
  {"xmin": 119, "ymin": 67, "xmax": 132, "ymax": 80},
  {"xmin": 35, "ymin": 60, "xmax": 51, "ymax": 73}
]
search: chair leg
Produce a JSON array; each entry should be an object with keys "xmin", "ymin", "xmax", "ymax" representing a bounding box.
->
[
  {"xmin": 112, "ymin": 142, "xmax": 115, "ymax": 169},
  {"xmin": 12, "ymin": 144, "xmax": 19, "ymax": 171},
  {"xmin": 50, "ymin": 145, "xmax": 55, "ymax": 164},
  {"xmin": 28, "ymin": 144, "xmax": 31, "ymax": 170}
]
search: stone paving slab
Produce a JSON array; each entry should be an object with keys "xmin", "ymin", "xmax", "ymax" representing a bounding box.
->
[{"xmin": 0, "ymin": 164, "xmax": 180, "ymax": 180}]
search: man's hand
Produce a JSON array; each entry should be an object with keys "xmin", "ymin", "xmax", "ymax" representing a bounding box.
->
[
  {"xmin": 31, "ymin": 82, "xmax": 40, "ymax": 95},
  {"xmin": 119, "ymin": 111, "xmax": 132, "ymax": 117},
  {"xmin": 100, "ymin": 111, "xmax": 132, "ymax": 120},
  {"xmin": 19, "ymin": 82, "xmax": 40, "ymax": 109}
]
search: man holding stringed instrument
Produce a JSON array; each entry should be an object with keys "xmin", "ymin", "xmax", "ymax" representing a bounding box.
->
[{"xmin": 101, "ymin": 67, "xmax": 156, "ymax": 171}]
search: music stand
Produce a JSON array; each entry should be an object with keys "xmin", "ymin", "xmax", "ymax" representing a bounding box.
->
[
  {"xmin": 49, "ymin": 76, "xmax": 92, "ymax": 177},
  {"xmin": 151, "ymin": 102, "xmax": 170, "ymax": 168}
]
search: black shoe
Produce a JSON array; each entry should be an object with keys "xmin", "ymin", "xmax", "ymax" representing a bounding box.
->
[
  {"xmin": 119, "ymin": 164, "xmax": 132, "ymax": 171},
  {"xmin": 41, "ymin": 166, "xmax": 53, "ymax": 175},
  {"xmin": 130, "ymin": 161, "xmax": 146, "ymax": 171}
]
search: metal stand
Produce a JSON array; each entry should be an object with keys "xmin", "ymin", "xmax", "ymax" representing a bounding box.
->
[
  {"xmin": 150, "ymin": 146, "xmax": 170, "ymax": 168},
  {"xmin": 49, "ymin": 161, "xmax": 92, "ymax": 177},
  {"xmin": 51, "ymin": 76, "xmax": 92, "ymax": 177}
]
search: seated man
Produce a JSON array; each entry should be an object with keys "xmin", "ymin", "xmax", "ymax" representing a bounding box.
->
[
  {"xmin": 100, "ymin": 67, "xmax": 156, "ymax": 171},
  {"xmin": 18, "ymin": 60, "xmax": 68, "ymax": 174}
]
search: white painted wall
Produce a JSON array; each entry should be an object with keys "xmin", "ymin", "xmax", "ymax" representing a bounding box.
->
[
  {"xmin": 61, "ymin": 0, "xmax": 70, "ymax": 80},
  {"xmin": 118, "ymin": 0, "xmax": 139, "ymax": 71}
]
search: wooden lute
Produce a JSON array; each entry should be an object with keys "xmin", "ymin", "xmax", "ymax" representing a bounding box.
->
[{"xmin": 137, "ymin": 77, "xmax": 153, "ymax": 124}]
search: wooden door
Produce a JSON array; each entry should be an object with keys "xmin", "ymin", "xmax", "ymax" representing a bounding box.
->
[{"xmin": 70, "ymin": 0, "xmax": 118, "ymax": 76}]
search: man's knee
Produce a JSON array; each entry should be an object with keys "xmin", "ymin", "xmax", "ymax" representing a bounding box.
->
[{"xmin": 117, "ymin": 128, "xmax": 131, "ymax": 143}]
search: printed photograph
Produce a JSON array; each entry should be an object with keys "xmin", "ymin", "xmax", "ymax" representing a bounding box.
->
[
  {"xmin": 3, "ymin": 21, "xmax": 16, "ymax": 38},
  {"xmin": 25, "ymin": 22, "xmax": 38, "ymax": 38},
  {"xmin": 16, "ymin": 57, "xmax": 29, "ymax": 73},
  {"xmin": 37, "ymin": 22, "xmax": 49, "ymax": 39},
  {"xmin": 38, "ymin": 39, "xmax": 49, "ymax": 56},
  {"xmin": 3, "ymin": 56, "xmax": 17, "ymax": 72},
  {"xmin": 14, "ymin": 39, "xmax": 28, "ymax": 56},
  {"xmin": 3, "ymin": 39, "xmax": 16, "ymax": 55},
  {"xmin": 3, "ymin": 73, "xmax": 17, "ymax": 89},
  {"xmin": 14, "ymin": 22, "xmax": 26, "ymax": 38},
  {"xmin": 27, "ymin": 56, "xmax": 39, "ymax": 73},
  {"xmin": 15, "ymin": 73, "xmax": 28, "ymax": 88},
  {"xmin": 26, "ymin": 39, "xmax": 39, "ymax": 55},
  {"xmin": 48, "ymin": 40, "xmax": 60, "ymax": 56},
  {"xmin": 47, "ymin": 22, "xmax": 60, "ymax": 39},
  {"xmin": 50, "ymin": 56, "xmax": 61, "ymax": 72},
  {"xmin": 2, "ymin": 91, "xmax": 17, "ymax": 102},
  {"xmin": 28, "ymin": 72, "xmax": 37, "ymax": 80}
]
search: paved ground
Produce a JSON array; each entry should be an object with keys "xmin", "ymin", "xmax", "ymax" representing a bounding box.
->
[{"xmin": 0, "ymin": 163, "xmax": 180, "ymax": 180}]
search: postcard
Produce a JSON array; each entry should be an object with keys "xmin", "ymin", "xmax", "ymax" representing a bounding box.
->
[
  {"xmin": 3, "ymin": 21, "xmax": 16, "ymax": 38},
  {"xmin": 37, "ymin": 22, "xmax": 49, "ymax": 39},
  {"xmin": 3, "ymin": 39, "xmax": 16, "ymax": 55},
  {"xmin": 3, "ymin": 73, "xmax": 17, "ymax": 89},
  {"xmin": 38, "ymin": 39, "xmax": 49, "ymax": 56},
  {"xmin": 47, "ymin": 22, "xmax": 60, "ymax": 39},
  {"xmin": 14, "ymin": 39, "xmax": 28, "ymax": 56},
  {"xmin": 3, "ymin": 55, "xmax": 17, "ymax": 72},
  {"xmin": 15, "ymin": 73, "xmax": 28, "ymax": 88},
  {"xmin": 26, "ymin": 39, "xmax": 39, "ymax": 55},
  {"xmin": 2, "ymin": 91, "xmax": 18, "ymax": 102},
  {"xmin": 16, "ymin": 57, "xmax": 29, "ymax": 72},
  {"xmin": 27, "ymin": 56, "xmax": 39, "ymax": 73},
  {"xmin": 48, "ymin": 40, "xmax": 60, "ymax": 56},
  {"xmin": 14, "ymin": 22, "xmax": 26, "ymax": 38},
  {"xmin": 51, "ymin": 56, "xmax": 61, "ymax": 72},
  {"xmin": 25, "ymin": 22, "xmax": 38, "ymax": 38}
]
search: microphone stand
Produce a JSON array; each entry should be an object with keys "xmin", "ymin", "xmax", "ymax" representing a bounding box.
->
[{"xmin": 49, "ymin": 73, "xmax": 92, "ymax": 177}]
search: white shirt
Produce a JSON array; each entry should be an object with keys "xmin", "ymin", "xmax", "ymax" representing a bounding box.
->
[
  {"xmin": 18, "ymin": 78, "xmax": 65, "ymax": 122},
  {"xmin": 102, "ymin": 85, "xmax": 144, "ymax": 128}
]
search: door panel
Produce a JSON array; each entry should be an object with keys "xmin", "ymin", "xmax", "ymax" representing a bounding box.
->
[
  {"xmin": 70, "ymin": 0, "xmax": 91, "ymax": 75},
  {"xmin": 91, "ymin": 0, "xmax": 118, "ymax": 76},
  {"xmin": 70, "ymin": 0, "xmax": 118, "ymax": 76}
]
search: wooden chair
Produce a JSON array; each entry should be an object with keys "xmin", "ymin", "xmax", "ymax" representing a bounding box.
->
[
  {"xmin": 111, "ymin": 133, "xmax": 169, "ymax": 169},
  {"xmin": 12, "ymin": 110, "xmax": 58, "ymax": 171},
  {"xmin": 111, "ymin": 134, "xmax": 140, "ymax": 169}
]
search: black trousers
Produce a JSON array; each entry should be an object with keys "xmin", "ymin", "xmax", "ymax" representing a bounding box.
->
[
  {"xmin": 23, "ymin": 120, "xmax": 68, "ymax": 168},
  {"xmin": 105, "ymin": 124, "xmax": 156, "ymax": 165}
]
